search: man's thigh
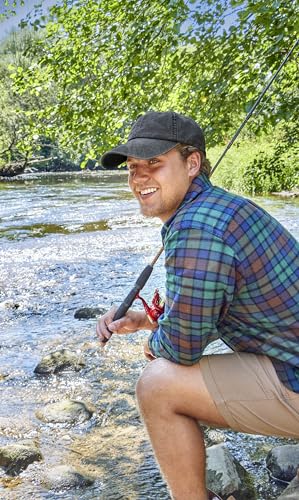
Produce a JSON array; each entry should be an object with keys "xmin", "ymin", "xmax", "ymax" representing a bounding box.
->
[
  {"xmin": 200, "ymin": 352, "xmax": 299, "ymax": 438},
  {"xmin": 137, "ymin": 356, "xmax": 228, "ymax": 427}
]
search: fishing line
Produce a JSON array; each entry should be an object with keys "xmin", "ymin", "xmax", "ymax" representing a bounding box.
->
[
  {"xmin": 110, "ymin": 38, "xmax": 298, "ymax": 325},
  {"xmin": 222, "ymin": 66, "xmax": 292, "ymax": 150},
  {"xmin": 211, "ymin": 38, "xmax": 299, "ymax": 175}
]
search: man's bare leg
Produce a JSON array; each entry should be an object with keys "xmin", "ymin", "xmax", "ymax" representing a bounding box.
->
[{"xmin": 136, "ymin": 357, "xmax": 228, "ymax": 500}]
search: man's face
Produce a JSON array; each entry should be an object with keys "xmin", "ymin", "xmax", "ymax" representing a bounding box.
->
[{"xmin": 127, "ymin": 148, "xmax": 198, "ymax": 222}]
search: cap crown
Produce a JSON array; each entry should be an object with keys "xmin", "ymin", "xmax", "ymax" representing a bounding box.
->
[{"xmin": 128, "ymin": 111, "xmax": 205, "ymax": 154}]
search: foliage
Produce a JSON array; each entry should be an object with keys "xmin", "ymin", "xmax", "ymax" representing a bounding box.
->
[
  {"xmin": 181, "ymin": 0, "xmax": 299, "ymax": 140},
  {"xmin": 12, "ymin": 0, "xmax": 189, "ymax": 164},
  {"xmin": 0, "ymin": 29, "xmax": 35, "ymax": 169},
  {"xmin": 0, "ymin": 28, "xmax": 78, "ymax": 175},
  {"xmin": 242, "ymin": 123, "xmax": 299, "ymax": 194},
  {"xmin": 209, "ymin": 139, "xmax": 262, "ymax": 193},
  {"xmin": 10, "ymin": 0, "xmax": 298, "ymax": 166},
  {"xmin": 0, "ymin": 1, "xmax": 24, "ymax": 21},
  {"xmin": 211, "ymin": 123, "xmax": 299, "ymax": 194}
]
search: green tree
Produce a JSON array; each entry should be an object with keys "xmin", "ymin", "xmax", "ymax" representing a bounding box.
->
[
  {"xmin": 0, "ymin": 29, "xmax": 38, "ymax": 173},
  {"xmin": 10, "ymin": 0, "xmax": 299, "ymax": 165},
  {"xmin": 0, "ymin": 28, "xmax": 79, "ymax": 175},
  {"xmin": 0, "ymin": 1, "xmax": 24, "ymax": 21}
]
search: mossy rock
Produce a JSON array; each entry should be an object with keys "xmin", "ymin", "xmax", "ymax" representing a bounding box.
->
[
  {"xmin": 36, "ymin": 399, "xmax": 93, "ymax": 424},
  {"xmin": 34, "ymin": 349, "xmax": 85, "ymax": 374},
  {"xmin": 0, "ymin": 442, "xmax": 42, "ymax": 475},
  {"xmin": 42, "ymin": 464, "xmax": 94, "ymax": 489}
]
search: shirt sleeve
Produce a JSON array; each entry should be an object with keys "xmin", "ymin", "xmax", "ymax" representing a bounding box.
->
[{"xmin": 148, "ymin": 227, "xmax": 237, "ymax": 364}]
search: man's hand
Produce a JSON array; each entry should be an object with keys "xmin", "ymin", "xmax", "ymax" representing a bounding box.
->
[{"xmin": 96, "ymin": 307, "xmax": 156, "ymax": 345}]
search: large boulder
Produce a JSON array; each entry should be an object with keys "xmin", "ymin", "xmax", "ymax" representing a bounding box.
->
[
  {"xmin": 36, "ymin": 399, "xmax": 93, "ymax": 424},
  {"xmin": 206, "ymin": 443, "xmax": 257, "ymax": 500},
  {"xmin": 0, "ymin": 442, "xmax": 42, "ymax": 475},
  {"xmin": 34, "ymin": 349, "xmax": 85, "ymax": 374},
  {"xmin": 266, "ymin": 444, "xmax": 299, "ymax": 483}
]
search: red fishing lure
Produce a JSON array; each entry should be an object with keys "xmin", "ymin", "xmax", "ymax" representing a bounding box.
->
[{"xmin": 136, "ymin": 289, "xmax": 164, "ymax": 323}]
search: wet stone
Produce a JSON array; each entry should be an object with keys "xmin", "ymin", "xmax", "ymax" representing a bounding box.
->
[
  {"xmin": 206, "ymin": 443, "xmax": 257, "ymax": 500},
  {"xmin": 0, "ymin": 442, "xmax": 42, "ymax": 476},
  {"xmin": 266, "ymin": 444, "xmax": 299, "ymax": 483},
  {"xmin": 35, "ymin": 399, "xmax": 94, "ymax": 424},
  {"xmin": 74, "ymin": 306, "xmax": 106, "ymax": 320},
  {"xmin": 34, "ymin": 348, "xmax": 85, "ymax": 374},
  {"xmin": 278, "ymin": 469, "xmax": 299, "ymax": 499},
  {"xmin": 42, "ymin": 464, "xmax": 94, "ymax": 490}
]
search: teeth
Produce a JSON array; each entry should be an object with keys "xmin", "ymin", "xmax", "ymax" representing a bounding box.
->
[{"xmin": 140, "ymin": 188, "xmax": 157, "ymax": 195}]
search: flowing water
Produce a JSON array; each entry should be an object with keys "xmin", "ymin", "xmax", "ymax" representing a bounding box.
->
[{"xmin": 0, "ymin": 172, "xmax": 298, "ymax": 500}]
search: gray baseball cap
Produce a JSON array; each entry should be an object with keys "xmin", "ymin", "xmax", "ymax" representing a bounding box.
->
[{"xmin": 101, "ymin": 111, "xmax": 206, "ymax": 167}]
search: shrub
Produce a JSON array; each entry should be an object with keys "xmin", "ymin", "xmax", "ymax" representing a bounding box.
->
[{"xmin": 210, "ymin": 123, "xmax": 298, "ymax": 195}]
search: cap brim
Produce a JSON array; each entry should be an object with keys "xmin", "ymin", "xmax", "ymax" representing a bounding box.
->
[{"xmin": 101, "ymin": 138, "xmax": 178, "ymax": 167}]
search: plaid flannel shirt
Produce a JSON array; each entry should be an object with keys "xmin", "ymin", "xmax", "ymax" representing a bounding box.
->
[{"xmin": 148, "ymin": 175, "xmax": 299, "ymax": 392}]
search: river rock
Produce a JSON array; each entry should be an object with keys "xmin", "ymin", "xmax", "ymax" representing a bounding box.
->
[
  {"xmin": 34, "ymin": 348, "xmax": 85, "ymax": 374},
  {"xmin": 278, "ymin": 469, "xmax": 299, "ymax": 499},
  {"xmin": 36, "ymin": 399, "xmax": 94, "ymax": 424},
  {"xmin": 42, "ymin": 464, "xmax": 94, "ymax": 489},
  {"xmin": 206, "ymin": 443, "xmax": 256, "ymax": 499},
  {"xmin": 74, "ymin": 306, "xmax": 106, "ymax": 319},
  {"xmin": 266, "ymin": 444, "xmax": 299, "ymax": 483},
  {"xmin": 0, "ymin": 299, "xmax": 20, "ymax": 310},
  {"xmin": 0, "ymin": 441, "xmax": 42, "ymax": 475}
]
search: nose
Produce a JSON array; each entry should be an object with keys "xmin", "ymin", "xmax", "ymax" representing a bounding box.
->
[{"xmin": 131, "ymin": 165, "xmax": 150, "ymax": 183}]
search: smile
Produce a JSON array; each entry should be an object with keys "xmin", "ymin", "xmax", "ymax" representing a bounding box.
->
[{"xmin": 139, "ymin": 188, "xmax": 158, "ymax": 196}]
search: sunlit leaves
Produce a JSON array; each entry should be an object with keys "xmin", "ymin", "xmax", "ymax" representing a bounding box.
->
[{"xmin": 8, "ymin": 0, "xmax": 299, "ymax": 163}]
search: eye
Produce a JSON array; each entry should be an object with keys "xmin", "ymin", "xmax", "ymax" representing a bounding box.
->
[
  {"xmin": 126, "ymin": 164, "xmax": 136, "ymax": 174},
  {"xmin": 148, "ymin": 158, "xmax": 160, "ymax": 166}
]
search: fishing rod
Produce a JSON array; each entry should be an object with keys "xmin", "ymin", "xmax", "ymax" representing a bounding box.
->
[
  {"xmin": 109, "ymin": 38, "xmax": 298, "ymax": 326},
  {"xmin": 112, "ymin": 246, "xmax": 164, "ymax": 321},
  {"xmin": 102, "ymin": 246, "xmax": 164, "ymax": 341},
  {"xmin": 211, "ymin": 38, "xmax": 299, "ymax": 175}
]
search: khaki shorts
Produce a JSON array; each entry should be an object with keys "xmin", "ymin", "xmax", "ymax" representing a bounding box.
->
[{"xmin": 201, "ymin": 352, "xmax": 299, "ymax": 438}]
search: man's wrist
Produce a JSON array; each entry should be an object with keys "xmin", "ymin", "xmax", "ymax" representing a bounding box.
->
[{"xmin": 143, "ymin": 314, "xmax": 158, "ymax": 331}]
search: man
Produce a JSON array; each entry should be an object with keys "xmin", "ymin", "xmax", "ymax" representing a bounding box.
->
[{"xmin": 97, "ymin": 111, "xmax": 299, "ymax": 500}]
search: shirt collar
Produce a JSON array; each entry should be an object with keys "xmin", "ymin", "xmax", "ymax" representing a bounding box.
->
[
  {"xmin": 162, "ymin": 174, "xmax": 212, "ymax": 237},
  {"xmin": 181, "ymin": 174, "xmax": 212, "ymax": 206}
]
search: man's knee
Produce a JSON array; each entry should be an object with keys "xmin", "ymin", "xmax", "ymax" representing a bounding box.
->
[{"xmin": 136, "ymin": 357, "xmax": 175, "ymax": 408}]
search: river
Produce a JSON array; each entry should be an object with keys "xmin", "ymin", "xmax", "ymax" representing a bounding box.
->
[{"xmin": 0, "ymin": 172, "xmax": 298, "ymax": 499}]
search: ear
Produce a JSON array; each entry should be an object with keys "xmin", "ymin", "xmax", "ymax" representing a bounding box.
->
[{"xmin": 187, "ymin": 151, "xmax": 201, "ymax": 178}]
